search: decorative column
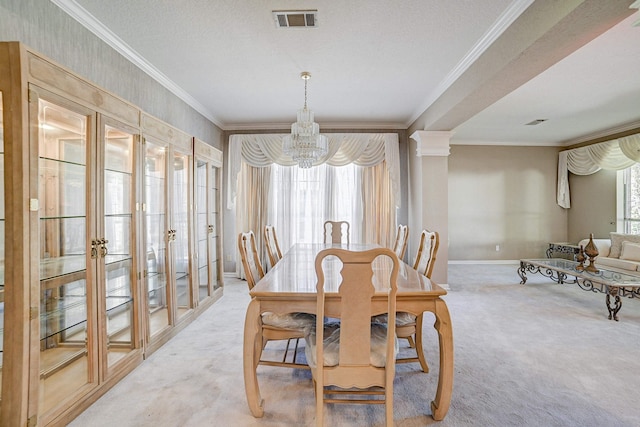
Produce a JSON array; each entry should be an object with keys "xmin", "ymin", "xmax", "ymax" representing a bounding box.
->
[{"xmin": 409, "ymin": 131, "xmax": 451, "ymax": 287}]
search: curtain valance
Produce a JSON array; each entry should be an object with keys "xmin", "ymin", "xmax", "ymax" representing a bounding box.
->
[
  {"xmin": 227, "ymin": 133, "xmax": 401, "ymax": 209},
  {"xmin": 557, "ymin": 133, "xmax": 640, "ymax": 208}
]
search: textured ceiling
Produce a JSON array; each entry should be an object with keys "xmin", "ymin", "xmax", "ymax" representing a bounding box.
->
[{"xmin": 55, "ymin": 0, "xmax": 640, "ymax": 146}]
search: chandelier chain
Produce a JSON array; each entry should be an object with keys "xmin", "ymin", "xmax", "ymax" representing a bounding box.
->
[{"xmin": 304, "ymin": 78, "xmax": 308, "ymax": 109}]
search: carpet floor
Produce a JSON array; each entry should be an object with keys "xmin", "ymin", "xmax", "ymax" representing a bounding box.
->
[{"xmin": 69, "ymin": 263, "xmax": 640, "ymax": 427}]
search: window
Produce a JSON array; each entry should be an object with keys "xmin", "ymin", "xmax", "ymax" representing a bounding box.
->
[
  {"xmin": 268, "ymin": 163, "xmax": 361, "ymax": 249},
  {"xmin": 622, "ymin": 162, "xmax": 640, "ymax": 233}
]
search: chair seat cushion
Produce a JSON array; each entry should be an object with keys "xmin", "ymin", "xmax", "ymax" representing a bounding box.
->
[
  {"xmin": 372, "ymin": 312, "xmax": 416, "ymax": 326},
  {"xmin": 261, "ymin": 312, "xmax": 315, "ymax": 329},
  {"xmin": 304, "ymin": 322, "xmax": 399, "ymax": 368}
]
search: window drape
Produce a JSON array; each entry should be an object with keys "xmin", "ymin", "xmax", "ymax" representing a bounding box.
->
[
  {"xmin": 227, "ymin": 133, "xmax": 400, "ymax": 209},
  {"xmin": 268, "ymin": 163, "xmax": 364, "ymax": 248},
  {"xmin": 362, "ymin": 162, "xmax": 395, "ymax": 248},
  {"xmin": 230, "ymin": 133, "xmax": 400, "ymax": 278},
  {"xmin": 235, "ymin": 163, "xmax": 271, "ymax": 279},
  {"xmin": 557, "ymin": 133, "xmax": 640, "ymax": 208}
]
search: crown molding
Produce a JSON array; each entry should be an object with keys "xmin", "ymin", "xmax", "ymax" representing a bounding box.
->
[
  {"xmin": 51, "ymin": 0, "xmax": 223, "ymax": 129},
  {"xmin": 225, "ymin": 121, "xmax": 408, "ymax": 131},
  {"xmin": 406, "ymin": 0, "xmax": 535, "ymax": 127},
  {"xmin": 560, "ymin": 120, "xmax": 640, "ymax": 147},
  {"xmin": 450, "ymin": 139, "xmax": 563, "ymax": 147}
]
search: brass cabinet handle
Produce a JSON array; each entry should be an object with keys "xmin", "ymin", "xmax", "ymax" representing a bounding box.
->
[
  {"xmin": 91, "ymin": 239, "xmax": 98, "ymax": 259},
  {"xmin": 100, "ymin": 238, "xmax": 109, "ymax": 257}
]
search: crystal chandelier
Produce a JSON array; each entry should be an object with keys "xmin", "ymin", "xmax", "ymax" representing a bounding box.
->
[{"xmin": 283, "ymin": 71, "xmax": 328, "ymax": 168}]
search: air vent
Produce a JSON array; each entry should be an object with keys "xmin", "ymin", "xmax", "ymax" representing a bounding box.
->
[
  {"xmin": 273, "ymin": 10, "xmax": 318, "ymax": 28},
  {"xmin": 525, "ymin": 119, "xmax": 547, "ymax": 126}
]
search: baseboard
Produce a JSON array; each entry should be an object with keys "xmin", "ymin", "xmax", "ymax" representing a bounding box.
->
[{"xmin": 448, "ymin": 260, "xmax": 520, "ymax": 265}]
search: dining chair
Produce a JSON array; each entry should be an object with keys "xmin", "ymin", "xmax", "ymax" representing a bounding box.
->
[
  {"xmin": 306, "ymin": 247, "xmax": 399, "ymax": 427},
  {"xmin": 264, "ymin": 225, "xmax": 283, "ymax": 268},
  {"xmin": 395, "ymin": 229, "xmax": 439, "ymax": 372},
  {"xmin": 413, "ymin": 229, "xmax": 439, "ymax": 278},
  {"xmin": 238, "ymin": 231, "xmax": 314, "ymax": 368},
  {"xmin": 392, "ymin": 224, "xmax": 409, "ymax": 260},
  {"xmin": 323, "ymin": 220, "xmax": 350, "ymax": 244}
]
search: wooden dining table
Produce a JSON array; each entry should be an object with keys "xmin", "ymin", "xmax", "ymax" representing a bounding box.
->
[{"xmin": 243, "ymin": 243, "xmax": 454, "ymax": 420}]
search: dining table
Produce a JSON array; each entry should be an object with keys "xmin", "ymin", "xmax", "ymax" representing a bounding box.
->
[{"xmin": 242, "ymin": 243, "xmax": 454, "ymax": 420}]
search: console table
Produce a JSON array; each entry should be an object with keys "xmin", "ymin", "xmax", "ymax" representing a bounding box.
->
[
  {"xmin": 546, "ymin": 242, "xmax": 580, "ymax": 260},
  {"xmin": 518, "ymin": 258, "xmax": 640, "ymax": 321}
]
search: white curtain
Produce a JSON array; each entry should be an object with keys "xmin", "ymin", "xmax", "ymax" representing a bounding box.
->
[
  {"xmin": 227, "ymin": 133, "xmax": 400, "ymax": 209},
  {"xmin": 557, "ymin": 133, "xmax": 640, "ymax": 208},
  {"xmin": 268, "ymin": 163, "xmax": 364, "ymax": 250}
]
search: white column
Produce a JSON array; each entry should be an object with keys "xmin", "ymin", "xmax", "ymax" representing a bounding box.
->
[{"xmin": 409, "ymin": 131, "xmax": 451, "ymax": 287}]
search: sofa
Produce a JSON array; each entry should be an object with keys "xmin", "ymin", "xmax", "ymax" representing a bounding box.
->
[{"xmin": 578, "ymin": 232, "xmax": 640, "ymax": 273}]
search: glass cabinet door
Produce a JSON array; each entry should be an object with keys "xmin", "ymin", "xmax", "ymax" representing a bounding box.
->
[
  {"xmin": 37, "ymin": 97, "xmax": 93, "ymax": 414},
  {"xmin": 211, "ymin": 165, "xmax": 221, "ymax": 292},
  {"xmin": 101, "ymin": 123, "xmax": 136, "ymax": 371},
  {"xmin": 143, "ymin": 140, "xmax": 169, "ymax": 338},
  {"xmin": 194, "ymin": 159, "xmax": 220, "ymax": 302},
  {"xmin": 172, "ymin": 150, "xmax": 191, "ymax": 320},
  {"xmin": 195, "ymin": 160, "xmax": 209, "ymax": 302}
]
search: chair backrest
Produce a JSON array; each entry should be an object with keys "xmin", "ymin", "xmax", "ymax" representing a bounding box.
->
[
  {"xmin": 323, "ymin": 220, "xmax": 350, "ymax": 244},
  {"xmin": 238, "ymin": 231, "xmax": 265, "ymax": 290},
  {"xmin": 392, "ymin": 224, "xmax": 409, "ymax": 260},
  {"xmin": 314, "ymin": 247, "xmax": 398, "ymax": 388},
  {"xmin": 264, "ymin": 225, "xmax": 283, "ymax": 268},
  {"xmin": 413, "ymin": 229, "xmax": 439, "ymax": 278}
]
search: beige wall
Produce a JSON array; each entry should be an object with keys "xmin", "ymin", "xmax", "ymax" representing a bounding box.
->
[
  {"xmin": 567, "ymin": 170, "xmax": 616, "ymax": 243},
  {"xmin": 448, "ymin": 145, "xmax": 568, "ymax": 261},
  {"xmin": 0, "ymin": 0, "xmax": 222, "ymax": 148}
]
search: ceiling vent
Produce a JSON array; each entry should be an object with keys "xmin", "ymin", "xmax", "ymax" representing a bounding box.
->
[
  {"xmin": 525, "ymin": 119, "xmax": 547, "ymax": 126},
  {"xmin": 273, "ymin": 10, "xmax": 318, "ymax": 28}
]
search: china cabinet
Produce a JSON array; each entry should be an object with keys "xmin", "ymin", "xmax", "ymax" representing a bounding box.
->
[{"xmin": 0, "ymin": 42, "xmax": 223, "ymax": 426}]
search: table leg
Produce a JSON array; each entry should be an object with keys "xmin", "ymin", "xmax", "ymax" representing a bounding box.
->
[
  {"xmin": 243, "ymin": 298, "xmax": 265, "ymax": 417},
  {"xmin": 606, "ymin": 287, "xmax": 622, "ymax": 321},
  {"xmin": 518, "ymin": 261, "xmax": 528, "ymax": 284},
  {"xmin": 414, "ymin": 314, "xmax": 429, "ymax": 373},
  {"xmin": 431, "ymin": 298, "xmax": 454, "ymax": 421}
]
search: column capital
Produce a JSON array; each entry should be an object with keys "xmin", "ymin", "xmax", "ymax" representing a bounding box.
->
[{"xmin": 410, "ymin": 131, "xmax": 453, "ymax": 157}]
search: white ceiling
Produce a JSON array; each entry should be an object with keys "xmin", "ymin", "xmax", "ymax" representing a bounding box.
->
[{"xmin": 54, "ymin": 0, "xmax": 640, "ymax": 146}]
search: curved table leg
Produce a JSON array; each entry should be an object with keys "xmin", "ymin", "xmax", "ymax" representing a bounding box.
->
[
  {"xmin": 243, "ymin": 298, "xmax": 265, "ymax": 417},
  {"xmin": 606, "ymin": 287, "xmax": 622, "ymax": 321},
  {"xmin": 414, "ymin": 313, "xmax": 429, "ymax": 373},
  {"xmin": 518, "ymin": 261, "xmax": 528, "ymax": 284},
  {"xmin": 431, "ymin": 298, "xmax": 454, "ymax": 421}
]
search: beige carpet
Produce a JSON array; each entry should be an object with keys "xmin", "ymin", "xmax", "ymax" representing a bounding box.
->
[{"xmin": 69, "ymin": 264, "xmax": 640, "ymax": 427}]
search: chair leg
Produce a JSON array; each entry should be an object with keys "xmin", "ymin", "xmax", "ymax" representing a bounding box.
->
[
  {"xmin": 406, "ymin": 335, "xmax": 416, "ymax": 348},
  {"xmin": 414, "ymin": 314, "xmax": 429, "ymax": 373},
  {"xmin": 385, "ymin": 379, "xmax": 394, "ymax": 427},
  {"xmin": 316, "ymin": 379, "xmax": 324, "ymax": 427}
]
